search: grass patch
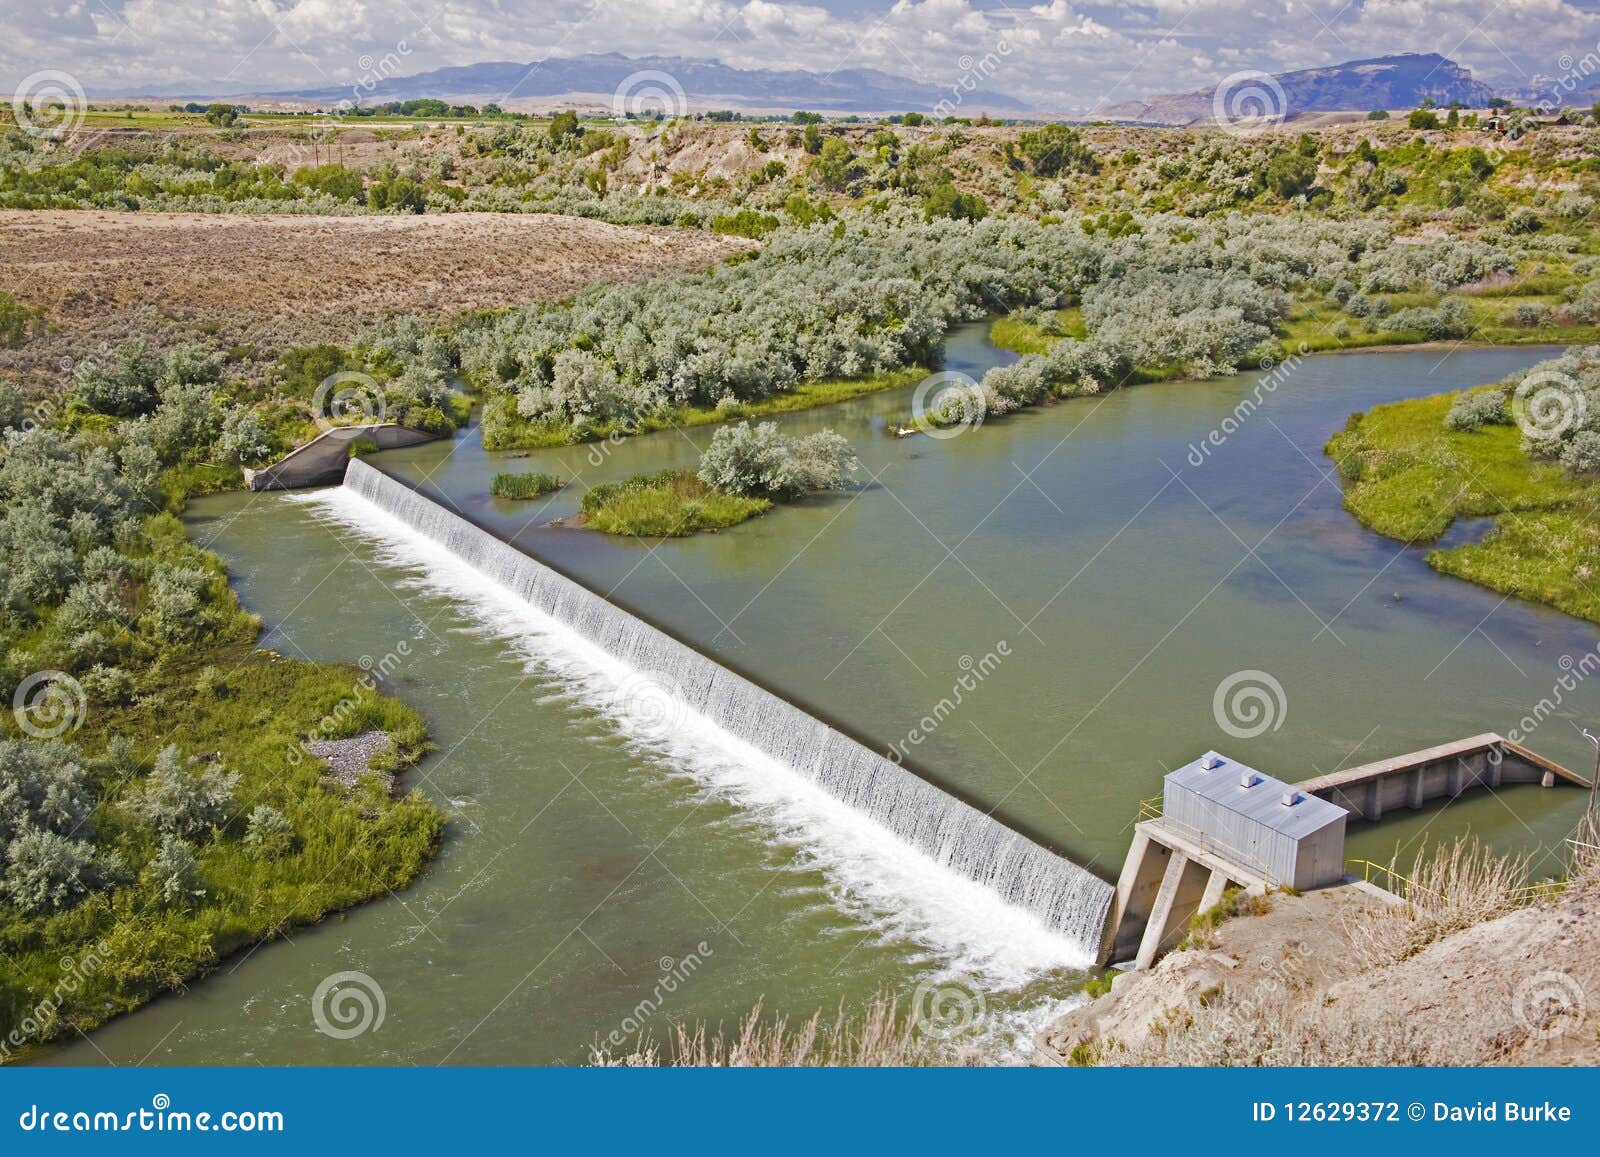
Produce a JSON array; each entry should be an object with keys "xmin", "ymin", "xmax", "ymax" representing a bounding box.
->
[
  {"xmin": 1326, "ymin": 390, "xmax": 1600, "ymax": 623},
  {"xmin": 989, "ymin": 308, "xmax": 1086, "ymax": 354},
  {"xmin": 0, "ymin": 646, "xmax": 443, "ymax": 1062},
  {"xmin": 579, "ymin": 469, "xmax": 771, "ymax": 537},
  {"xmin": 480, "ymin": 368, "xmax": 926, "ymax": 451},
  {"xmin": 490, "ymin": 470, "xmax": 563, "ymax": 499}
]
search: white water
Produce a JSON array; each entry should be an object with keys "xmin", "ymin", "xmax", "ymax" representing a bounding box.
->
[{"xmin": 298, "ymin": 461, "xmax": 1113, "ymax": 981}]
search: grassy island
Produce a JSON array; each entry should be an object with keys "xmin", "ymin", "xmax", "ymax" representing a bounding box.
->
[{"xmin": 1326, "ymin": 381, "xmax": 1600, "ymax": 625}]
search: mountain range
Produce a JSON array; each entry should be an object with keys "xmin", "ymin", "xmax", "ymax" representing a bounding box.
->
[
  {"xmin": 258, "ymin": 52, "xmax": 1028, "ymax": 114},
  {"xmin": 1097, "ymin": 53, "xmax": 1497, "ymax": 124}
]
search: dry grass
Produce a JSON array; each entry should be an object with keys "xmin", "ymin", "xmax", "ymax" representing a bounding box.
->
[
  {"xmin": 0, "ymin": 210, "xmax": 751, "ymax": 389},
  {"xmin": 593, "ymin": 995, "xmax": 962, "ymax": 1067},
  {"xmin": 1349, "ymin": 837, "xmax": 1533, "ymax": 967}
]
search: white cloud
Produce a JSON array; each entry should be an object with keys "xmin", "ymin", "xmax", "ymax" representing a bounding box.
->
[{"xmin": 4, "ymin": 0, "xmax": 1600, "ymax": 112}]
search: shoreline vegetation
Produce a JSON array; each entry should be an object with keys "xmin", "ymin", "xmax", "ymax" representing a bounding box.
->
[
  {"xmin": 1326, "ymin": 348, "xmax": 1600, "ymax": 625},
  {"xmin": 0, "ymin": 344, "xmax": 446, "ymax": 1064},
  {"xmin": 578, "ymin": 421, "xmax": 857, "ymax": 537}
]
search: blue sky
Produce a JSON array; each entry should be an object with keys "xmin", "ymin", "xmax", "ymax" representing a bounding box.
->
[{"xmin": 8, "ymin": 1, "xmax": 1600, "ymax": 112}]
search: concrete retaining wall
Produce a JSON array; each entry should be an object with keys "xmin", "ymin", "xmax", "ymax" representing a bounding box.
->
[{"xmin": 244, "ymin": 425, "xmax": 439, "ymax": 491}]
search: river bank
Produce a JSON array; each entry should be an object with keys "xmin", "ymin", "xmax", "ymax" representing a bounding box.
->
[{"xmin": 1038, "ymin": 840, "xmax": 1600, "ymax": 1066}]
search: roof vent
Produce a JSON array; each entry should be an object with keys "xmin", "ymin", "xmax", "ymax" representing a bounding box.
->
[
  {"xmin": 1239, "ymin": 771, "xmax": 1261, "ymax": 789},
  {"xmin": 1281, "ymin": 790, "xmax": 1302, "ymax": 807},
  {"xmin": 1199, "ymin": 753, "xmax": 1224, "ymax": 771}
]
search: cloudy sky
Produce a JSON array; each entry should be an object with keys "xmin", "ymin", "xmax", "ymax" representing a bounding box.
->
[{"xmin": 8, "ymin": 0, "xmax": 1600, "ymax": 112}]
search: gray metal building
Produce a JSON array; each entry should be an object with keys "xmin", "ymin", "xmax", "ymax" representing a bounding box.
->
[{"xmin": 1162, "ymin": 751, "xmax": 1348, "ymax": 890}]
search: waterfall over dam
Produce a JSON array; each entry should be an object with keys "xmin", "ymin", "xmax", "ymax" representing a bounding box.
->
[{"xmin": 339, "ymin": 459, "xmax": 1115, "ymax": 960}]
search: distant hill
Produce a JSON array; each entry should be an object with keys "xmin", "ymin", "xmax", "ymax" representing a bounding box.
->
[
  {"xmin": 258, "ymin": 52, "xmax": 1028, "ymax": 115},
  {"xmin": 1098, "ymin": 53, "xmax": 1496, "ymax": 124}
]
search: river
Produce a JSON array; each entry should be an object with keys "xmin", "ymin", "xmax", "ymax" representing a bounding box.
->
[{"xmin": 41, "ymin": 327, "xmax": 1598, "ymax": 1065}]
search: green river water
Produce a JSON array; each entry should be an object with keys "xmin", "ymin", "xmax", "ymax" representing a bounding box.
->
[{"xmin": 41, "ymin": 326, "xmax": 1599, "ymax": 1065}]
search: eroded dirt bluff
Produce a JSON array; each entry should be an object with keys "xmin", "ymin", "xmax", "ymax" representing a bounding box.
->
[{"xmin": 1039, "ymin": 879, "xmax": 1600, "ymax": 1066}]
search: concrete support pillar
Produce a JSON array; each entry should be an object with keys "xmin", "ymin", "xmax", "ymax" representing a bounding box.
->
[
  {"xmin": 1489, "ymin": 753, "xmax": 1503, "ymax": 788},
  {"xmin": 1134, "ymin": 852, "xmax": 1210, "ymax": 971},
  {"xmin": 1101, "ymin": 829, "xmax": 1169, "ymax": 966},
  {"xmin": 1198, "ymin": 867, "xmax": 1232, "ymax": 914},
  {"xmin": 1366, "ymin": 778, "xmax": 1384, "ymax": 822},
  {"xmin": 1448, "ymin": 760, "xmax": 1464, "ymax": 798},
  {"xmin": 1407, "ymin": 766, "xmax": 1425, "ymax": 809}
]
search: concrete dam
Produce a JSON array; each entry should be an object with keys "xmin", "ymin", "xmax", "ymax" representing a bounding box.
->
[{"xmin": 333, "ymin": 459, "xmax": 1116, "ymax": 961}]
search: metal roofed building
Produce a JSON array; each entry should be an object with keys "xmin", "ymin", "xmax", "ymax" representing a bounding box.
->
[{"xmin": 1162, "ymin": 750, "xmax": 1347, "ymax": 891}]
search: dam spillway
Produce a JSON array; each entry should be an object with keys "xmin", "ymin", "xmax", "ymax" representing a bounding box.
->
[{"xmin": 336, "ymin": 459, "xmax": 1115, "ymax": 960}]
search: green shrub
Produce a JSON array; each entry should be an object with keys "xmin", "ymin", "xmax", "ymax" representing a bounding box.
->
[
  {"xmin": 1444, "ymin": 388, "xmax": 1510, "ymax": 431},
  {"xmin": 491, "ymin": 470, "xmax": 563, "ymax": 499}
]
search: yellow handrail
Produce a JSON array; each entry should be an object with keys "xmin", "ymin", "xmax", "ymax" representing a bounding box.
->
[
  {"xmin": 1344, "ymin": 858, "xmax": 1442, "ymax": 900},
  {"xmin": 1348, "ymin": 858, "xmax": 1569, "ymax": 904},
  {"xmin": 1138, "ymin": 795, "xmax": 1163, "ymax": 822}
]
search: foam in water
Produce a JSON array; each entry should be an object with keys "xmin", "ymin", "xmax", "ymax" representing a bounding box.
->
[{"xmin": 299, "ymin": 461, "xmax": 1113, "ymax": 980}]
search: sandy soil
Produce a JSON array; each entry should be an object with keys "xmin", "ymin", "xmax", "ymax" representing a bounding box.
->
[
  {"xmin": 1039, "ymin": 880, "xmax": 1600, "ymax": 1066},
  {"xmin": 0, "ymin": 209, "xmax": 748, "ymax": 322}
]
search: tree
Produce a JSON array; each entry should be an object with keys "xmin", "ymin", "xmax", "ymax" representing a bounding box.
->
[
  {"xmin": 204, "ymin": 103, "xmax": 238, "ymax": 127},
  {"xmin": 1016, "ymin": 123, "xmax": 1097, "ymax": 177},
  {"xmin": 1366, "ymin": 109, "xmax": 1390, "ymax": 121},
  {"xmin": 1263, "ymin": 151, "xmax": 1317, "ymax": 199},
  {"xmin": 903, "ymin": 112, "xmax": 925, "ymax": 126},
  {"xmin": 367, "ymin": 172, "xmax": 426, "ymax": 213},
  {"xmin": 802, "ymin": 122, "xmax": 822, "ymax": 154},
  {"xmin": 923, "ymin": 182, "xmax": 988, "ymax": 221},
  {"xmin": 1408, "ymin": 108, "xmax": 1441, "ymax": 129},
  {"xmin": 813, "ymin": 136, "xmax": 857, "ymax": 191},
  {"xmin": 548, "ymin": 109, "xmax": 580, "ymax": 142},
  {"xmin": 792, "ymin": 110, "xmax": 823, "ymax": 125}
]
